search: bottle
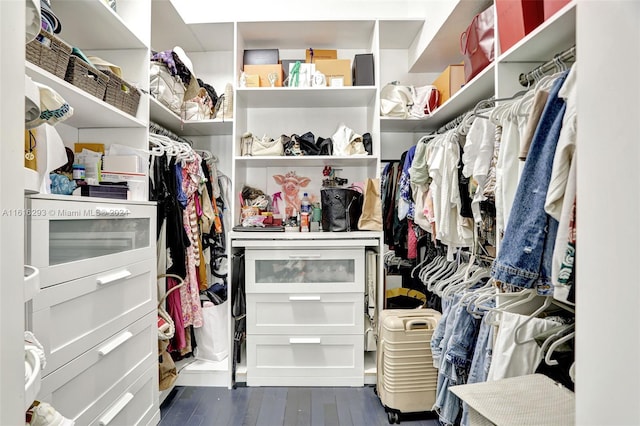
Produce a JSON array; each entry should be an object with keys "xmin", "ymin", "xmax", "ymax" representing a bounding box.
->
[{"xmin": 300, "ymin": 192, "xmax": 311, "ymax": 214}]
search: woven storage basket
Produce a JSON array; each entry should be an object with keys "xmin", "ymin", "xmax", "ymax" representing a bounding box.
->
[
  {"xmin": 103, "ymin": 70, "xmax": 141, "ymax": 116},
  {"xmin": 64, "ymin": 56, "xmax": 110, "ymax": 99},
  {"xmin": 26, "ymin": 30, "xmax": 72, "ymax": 80}
]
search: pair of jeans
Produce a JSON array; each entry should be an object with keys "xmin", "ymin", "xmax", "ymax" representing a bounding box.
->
[{"xmin": 492, "ymin": 71, "xmax": 569, "ymax": 294}]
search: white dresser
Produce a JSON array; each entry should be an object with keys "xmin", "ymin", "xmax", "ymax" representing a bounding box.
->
[
  {"xmin": 26, "ymin": 195, "xmax": 159, "ymax": 426},
  {"xmin": 234, "ymin": 236, "xmax": 380, "ymax": 387}
]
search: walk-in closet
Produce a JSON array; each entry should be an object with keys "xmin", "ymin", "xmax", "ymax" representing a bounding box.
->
[{"xmin": 3, "ymin": 1, "xmax": 639, "ymax": 425}]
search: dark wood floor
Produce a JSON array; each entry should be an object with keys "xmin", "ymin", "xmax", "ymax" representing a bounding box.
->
[{"xmin": 159, "ymin": 386, "xmax": 440, "ymax": 426}]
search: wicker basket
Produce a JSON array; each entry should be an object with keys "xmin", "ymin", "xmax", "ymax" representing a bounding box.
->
[
  {"xmin": 64, "ymin": 56, "xmax": 110, "ymax": 100},
  {"xmin": 103, "ymin": 70, "xmax": 141, "ymax": 116},
  {"xmin": 26, "ymin": 30, "xmax": 72, "ymax": 80}
]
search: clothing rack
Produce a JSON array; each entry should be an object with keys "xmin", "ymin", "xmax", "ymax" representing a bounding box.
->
[
  {"xmin": 149, "ymin": 121, "xmax": 193, "ymax": 146},
  {"xmin": 519, "ymin": 45, "xmax": 576, "ymax": 87}
]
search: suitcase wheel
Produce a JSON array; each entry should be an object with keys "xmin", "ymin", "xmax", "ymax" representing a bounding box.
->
[{"xmin": 387, "ymin": 411, "xmax": 400, "ymax": 424}]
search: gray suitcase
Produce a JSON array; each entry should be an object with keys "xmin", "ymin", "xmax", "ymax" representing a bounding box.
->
[{"xmin": 376, "ymin": 308, "xmax": 441, "ymax": 424}]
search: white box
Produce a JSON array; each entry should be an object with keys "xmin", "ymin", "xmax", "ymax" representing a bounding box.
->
[{"xmin": 102, "ymin": 155, "xmax": 140, "ymax": 173}]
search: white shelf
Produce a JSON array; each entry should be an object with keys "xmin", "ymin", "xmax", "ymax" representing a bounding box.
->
[
  {"xmin": 238, "ymin": 20, "xmax": 376, "ymax": 49},
  {"xmin": 151, "ymin": 1, "xmax": 233, "ymax": 52},
  {"xmin": 236, "ymin": 87, "xmax": 376, "ymax": 108},
  {"xmin": 379, "ymin": 19, "xmax": 424, "ymax": 49},
  {"xmin": 25, "ymin": 62, "xmax": 146, "ymax": 129},
  {"xmin": 380, "ymin": 62, "xmax": 495, "ymax": 133},
  {"xmin": 235, "ymin": 155, "xmax": 378, "ymax": 168},
  {"xmin": 49, "ymin": 0, "xmax": 147, "ymax": 50},
  {"xmin": 409, "ymin": 0, "xmax": 493, "ymax": 72},
  {"xmin": 149, "ymin": 98, "xmax": 233, "ymax": 136},
  {"xmin": 498, "ymin": 1, "xmax": 576, "ymax": 62},
  {"xmin": 364, "ymin": 351, "xmax": 377, "ymax": 385},
  {"xmin": 174, "ymin": 358, "xmax": 229, "ymax": 387}
]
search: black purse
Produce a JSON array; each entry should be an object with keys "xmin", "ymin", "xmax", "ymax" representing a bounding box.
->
[{"xmin": 320, "ymin": 186, "xmax": 363, "ymax": 232}]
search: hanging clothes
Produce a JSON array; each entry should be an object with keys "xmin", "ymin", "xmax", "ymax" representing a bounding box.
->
[{"xmin": 491, "ymin": 70, "xmax": 570, "ymax": 294}]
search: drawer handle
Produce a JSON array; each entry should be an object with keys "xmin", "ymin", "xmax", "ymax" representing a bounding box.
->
[
  {"xmin": 96, "ymin": 270, "xmax": 132, "ymax": 285},
  {"xmin": 95, "ymin": 207, "xmax": 131, "ymax": 216},
  {"xmin": 98, "ymin": 331, "xmax": 133, "ymax": 356},
  {"xmin": 289, "ymin": 337, "xmax": 321, "ymax": 344},
  {"xmin": 289, "ymin": 296, "xmax": 321, "ymax": 301},
  {"xmin": 288, "ymin": 254, "xmax": 322, "ymax": 259},
  {"xmin": 98, "ymin": 392, "xmax": 134, "ymax": 426}
]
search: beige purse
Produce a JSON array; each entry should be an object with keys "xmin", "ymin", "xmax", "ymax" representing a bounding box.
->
[
  {"xmin": 357, "ymin": 178, "xmax": 383, "ymax": 231},
  {"xmin": 251, "ymin": 135, "xmax": 284, "ymax": 156}
]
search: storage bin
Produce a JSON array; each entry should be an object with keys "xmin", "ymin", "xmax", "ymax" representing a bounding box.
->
[
  {"xmin": 103, "ymin": 70, "xmax": 141, "ymax": 116},
  {"xmin": 496, "ymin": 0, "xmax": 545, "ymax": 54},
  {"xmin": 65, "ymin": 56, "xmax": 110, "ymax": 99},
  {"xmin": 26, "ymin": 30, "xmax": 72, "ymax": 80},
  {"xmin": 80, "ymin": 184, "xmax": 128, "ymax": 199}
]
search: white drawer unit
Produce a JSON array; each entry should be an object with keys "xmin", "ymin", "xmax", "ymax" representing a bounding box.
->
[
  {"xmin": 90, "ymin": 365, "xmax": 159, "ymax": 426},
  {"xmin": 247, "ymin": 292, "xmax": 364, "ymax": 335},
  {"xmin": 38, "ymin": 312, "xmax": 157, "ymax": 426},
  {"xmin": 247, "ymin": 334, "xmax": 364, "ymax": 387},
  {"xmin": 245, "ymin": 248, "xmax": 365, "ymax": 293},
  {"xmin": 26, "ymin": 196, "xmax": 155, "ymax": 288},
  {"xmin": 25, "ymin": 196, "xmax": 159, "ymax": 424},
  {"xmin": 32, "ymin": 258, "xmax": 155, "ymax": 374},
  {"xmin": 244, "ymin": 243, "xmax": 372, "ymax": 387}
]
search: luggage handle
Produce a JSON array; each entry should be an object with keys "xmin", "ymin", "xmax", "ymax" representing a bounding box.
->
[{"xmin": 405, "ymin": 319, "xmax": 431, "ymax": 330}]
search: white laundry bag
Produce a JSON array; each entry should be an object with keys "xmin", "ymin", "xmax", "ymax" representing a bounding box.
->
[{"xmin": 194, "ymin": 300, "xmax": 229, "ymax": 362}]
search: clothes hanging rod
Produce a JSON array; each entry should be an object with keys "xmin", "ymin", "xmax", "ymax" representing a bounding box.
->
[
  {"xmin": 519, "ymin": 45, "xmax": 576, "ymax": 87},
  {"xmin": 149, "ymin": 121, "xmax": 193, "ymax": 146}
]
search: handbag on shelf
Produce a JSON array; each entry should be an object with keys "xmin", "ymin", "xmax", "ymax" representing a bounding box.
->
[
  {"xmin": 380, "ymin": 82, "xmax": 413, "ymax": 118},
  {"xmin": 250, "ymin": 134, "xmax": 284, "ymax": 156},
  {"xmin": 460, "ymin": 4, "xmax": 495, "ymax": 83},
  {"xmin": 357, "ymin": 178, "xmax": 383, "ymax": 231},
  {"xmin": 331, "ymin": 124, "xmax": 367, "ymax": 156},
  {"xmin": 411, "ymin": 85, "xmax": 440, "ymax": 118},
  {"xmin": 320, "ymin": 186, "xmax": 364, "ymax": 232}
]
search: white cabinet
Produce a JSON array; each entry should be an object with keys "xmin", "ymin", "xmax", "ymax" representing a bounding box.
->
[
  {"xmin": 241, "ymin": 242, "xmax": 370, "ymax": 387},
  {"xmin": 26, "ymin": 196, "xmax": 159, "ymax": 425}
]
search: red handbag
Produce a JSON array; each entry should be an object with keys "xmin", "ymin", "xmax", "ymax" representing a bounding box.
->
[{"xmin": 460, "ymin": 5, "xmax": 496, "ymax": 83}]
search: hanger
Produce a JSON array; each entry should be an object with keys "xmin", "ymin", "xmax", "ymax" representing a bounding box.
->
[
  {"xmin": 512, "ymin": 295, "xmax": 554, "ymax": 344},
  {"xmin": 545, "ymin": 330, "xmax": 575, "ymax": 366}
]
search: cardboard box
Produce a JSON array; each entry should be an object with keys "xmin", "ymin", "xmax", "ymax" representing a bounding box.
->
[
  {"xmin": 353, "ymin": 53, "xmax": 374, "ymax": 86},
  {"xmin": 305, "ymin": 49, "xmax": 337, "ymax": 63},
  {"xmin": 432, "ymin": 64, "xmax": 466, "ymax": 105},
  {"xmin": 243, "ymin": 49, "xmax": 279, "ymax": 66},
  {"xmin": 243, "ymin": 64, "xmax": 283, "ymax": 87},
  {"xmin": 244, "ymin": 74, "xmax": 260, "ymax": 87},
  {"xmin": 496, "ymin": 0, "xmax": 545, "ymax": 54},
  {"xmin": 314, "ymin": 59, "xmax": 352, "ymax": 86}
]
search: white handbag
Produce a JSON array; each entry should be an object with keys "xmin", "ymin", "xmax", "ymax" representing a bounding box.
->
[
  {"xmin": 150, "ymin": 62, "xmax": 186, "ymax": 115},
  {"xmin": 250, "ymin": 135, "xmax": 284, "ymax": 156},
  {"xmin": 331, "ymin": 124, "xmax": 367, "ymax": 156},
  {"xmin": 380, "ymin": 82, "xmax": 413, "ymax": 118}
]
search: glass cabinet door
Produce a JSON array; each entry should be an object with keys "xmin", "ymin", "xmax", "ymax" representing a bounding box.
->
[{"xmin": 253, "ymin": 258, "xmax": 355, "ymax": 284}]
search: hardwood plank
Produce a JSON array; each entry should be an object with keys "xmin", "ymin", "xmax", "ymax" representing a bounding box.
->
[
  {"xmin": 242, "ymin": 387, "xmax": 264, "ymax": 426},
  {"xmin": 283, "ymin": 388, "xmax": 311, "ymax": 426},
  {"xmin": 334, "ymin": 388, "xmax": 355, "ymax": 426},
  {"xmin": 256, "ymin": 388, "xmax": 287, "ymax": 426}
]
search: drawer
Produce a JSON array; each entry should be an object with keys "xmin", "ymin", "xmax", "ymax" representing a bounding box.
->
[
  {"xmin": 38, "ymin": 311, "xmax": 157, "ymax": 426},
  {"xmin": 26, "ymin": 197, "xmax": 155, "ymax": 287},
  {"xmin": 245, "ymin": 248, "xmax": 364, "ymax": 293},
  {"xmin": 32, "ymin": 258, "xmax": 156, "ymax": 374},
  {"xmin": 90, "ymin": 365, "xmax": 159, "ymax": 426},
  {"xmin": 247, "ymin": 334, "xmax": 364, "ymax": 386},
  {"xmin": 247, "ymin": 292, "xmax": 364, "ymax": 335}
]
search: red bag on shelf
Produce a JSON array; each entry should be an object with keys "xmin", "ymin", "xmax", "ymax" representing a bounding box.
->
[{"xmin": 460, "ymin": 5, "xmax": 496, "ymax": 83}]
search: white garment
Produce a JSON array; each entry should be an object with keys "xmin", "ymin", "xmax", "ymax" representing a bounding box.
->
[
  {"xmin": 493, "ymin": 109, "xmax": 521, "ymax": 248},
  {"xmin": 428, "ymin": 132, "xmax": 473, "ymax": 259},
  {"xmin": 462, "ymin": 117, "xmax": 497, "ymax": 223},
  {"xmin": 487, "ymin": 311, "xmax": 561, "ymax": 381},
  {"xmin": 545, "ymin": 65, "xmax": 578, "ymax": 220},
  {"xmin": 35, "ymin": 124, "xmax": 69, "ymax": 194},
  {"xmin": 545, "ymin": 65, "xmax": 578, "ymax": 299}
]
